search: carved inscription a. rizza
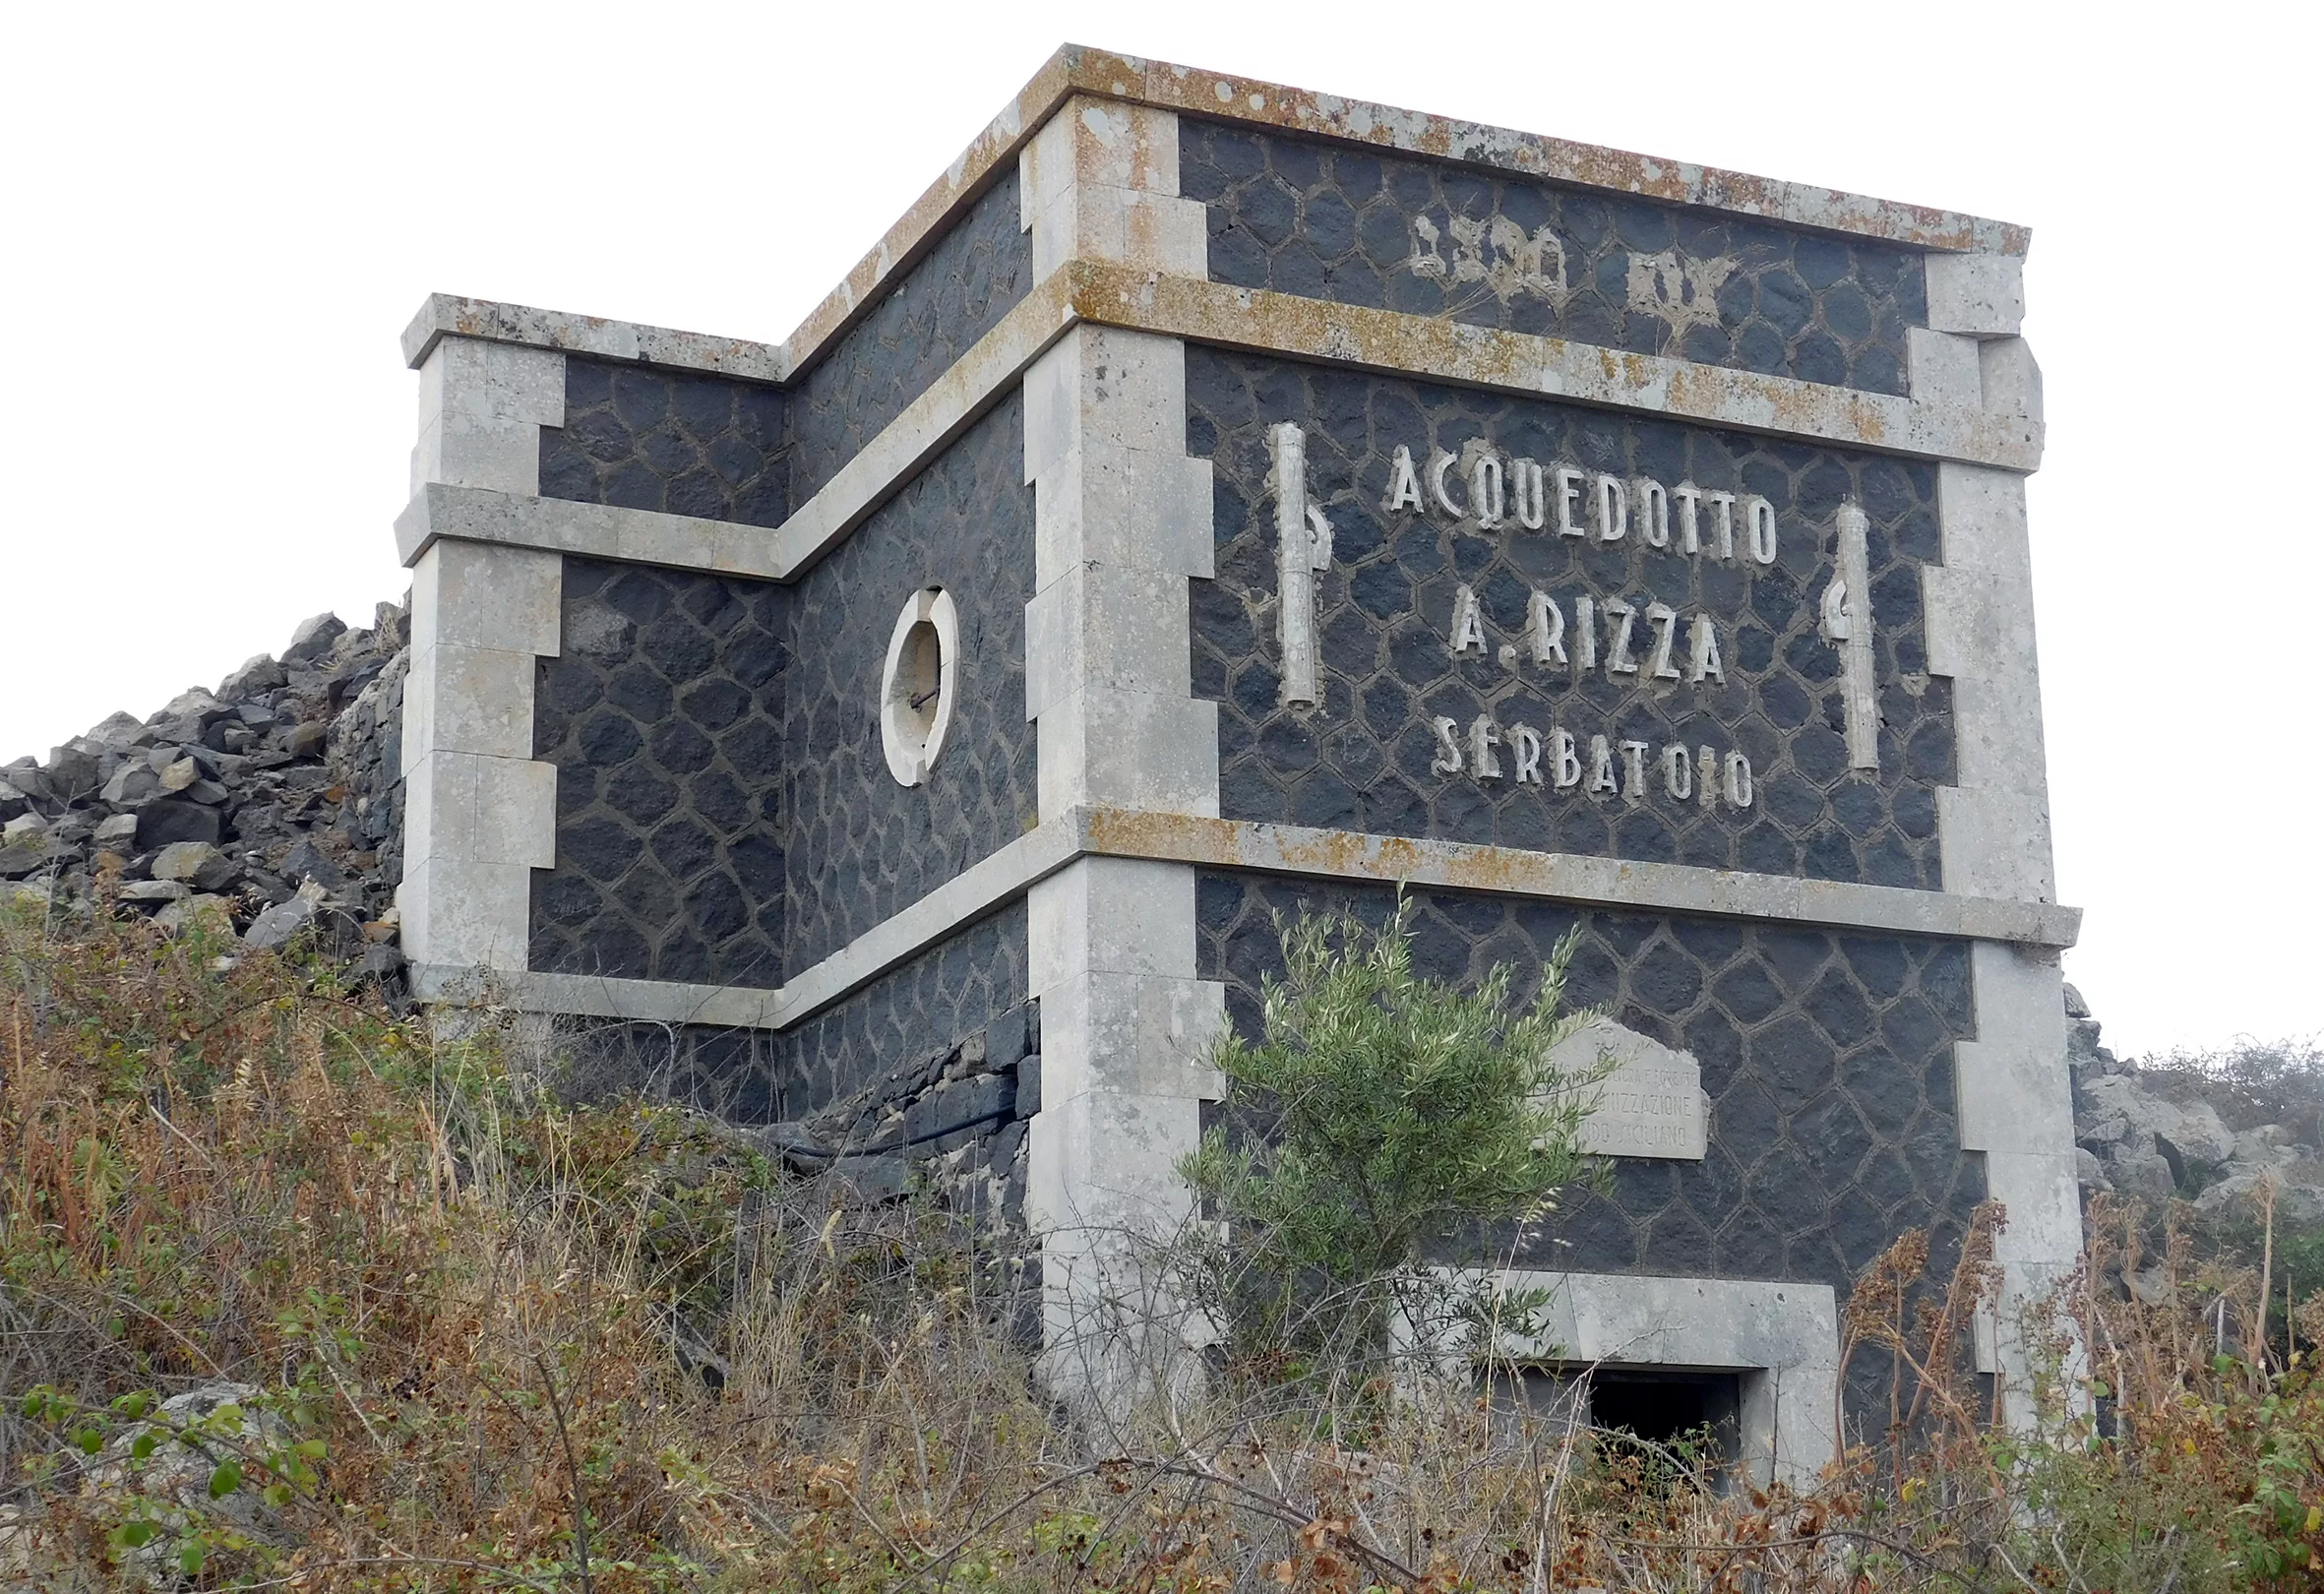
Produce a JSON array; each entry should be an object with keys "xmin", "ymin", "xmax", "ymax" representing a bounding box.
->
[
  {"xmin": 1385, "ymin": 439, "xmax": 1781, "ymax": 808},
  {"xmin": 1264, "ymin": 425, "xmax": 1880, "ymax": 809}
]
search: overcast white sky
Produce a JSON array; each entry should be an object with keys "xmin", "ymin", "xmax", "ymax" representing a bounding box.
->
[{"xmin": 1, "ymin": 1, "xmax": 2314, "ymax": 1058}]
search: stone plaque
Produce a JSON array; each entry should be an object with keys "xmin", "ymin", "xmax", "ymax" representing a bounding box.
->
[{"xmin": 1553, "ymin": 1015, "xmax": 1709, "ymax": 1161}]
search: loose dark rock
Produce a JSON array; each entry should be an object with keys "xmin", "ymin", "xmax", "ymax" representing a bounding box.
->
[{"xmin": 137, "ymin": 800, "xmax": 222, "ymax": 848}]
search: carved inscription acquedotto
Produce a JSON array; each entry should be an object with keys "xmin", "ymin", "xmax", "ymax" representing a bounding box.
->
[{"xmin": 1261, "ymin": 425, "xmax": 1880, "ymax": 806}]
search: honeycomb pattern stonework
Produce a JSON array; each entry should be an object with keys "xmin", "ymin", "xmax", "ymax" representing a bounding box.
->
[
  {"xmin": 1187, "ymin": 350, "xmax": 1952, "ymax": 890},
  {"xmin": 778, "ymin": 899, "xmax": 1029, "ymax": 1118},
  {"xmin": 539, "ymin": 359, "xmax": 787, "ymax": 527},
  {"xmin": 789, "ymin": 170, "xmax": 1033, "ymax": 502},
  {"xmin": 1197, "ymin": 872, "xmax": 1983, "ymax": 1420},
  {"xmin": 529, "ymin": 558, "xmax": 788, "ymax": 988},
  {"xmin": 783, "ymin": 396, "xmax": 1039, "ymax": 970},
  {"xmin": 1181, "ymin": 119, "xmax": 1925, "ymax": 398},
  {"xmin": 546, "ymin": 902, "xmax": 1024, "ymax": 1127}
]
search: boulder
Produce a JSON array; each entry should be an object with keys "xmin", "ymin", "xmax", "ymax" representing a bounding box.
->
[
  {"xmin": 0, "ymin": 881, "xmax": 53, "ymax": 911},
  {"xmin": 99, "ymin": 761, "xmax": 160, "ymax": 807},
  {"xmin": 40, "ymin": 745, "xmax": 98, "ymax": 802},
  {"xmin": 0, "ymin": 840, "xmax": 56, "ymax": 881},
  {"xmin": 0, "ymin": 777, "xmax": 26, "ymax": 822},
  {"xmin": 150, "ymin": 841, "xmax": 223, "ymax": 884},
  {"xmin": 156, "ymin": 756, "xmax": 202, "ymax": 794},
  {"xmin": 155, "ymin": 688, "xmax": 229, "ymax": 728},
  {"xmin": 277, "ymin": 838, "xmax": 348, "ymax": 891},
  {"xmin": 154, "ymin": 894, "xmax": 233, "ymax": 936},
  {"xmin": 241, "ymin": 890, "xmax": 318, "ymax": 951},
  {"xmin": 79, "ymin": 1381, "xmax": 289, "ymax": 1575},
  {"xmin": 2076, "ymin": 1073, "xmax": 2234, "ymax": 1169},
  {"xmin": 4, "ymin": 766, "xmax": 51, "ymax": 807},
  {"xmin": 2194, "ymin": 1170, "xmax": 2324, "ymax": 1228},
  {"xmin": 355, "ymin": 943, "xmax": 404, "ymax": 981},
  {"xmin": 830, "ymin": 1156, "xmax": 910, "ymax": 1202},
  {"xmin": 281, "ymin": 612, "xmax": 345, "ymax": 665},
  {"xmin": 2108, "ymin": 1142, "xmax": 2178, "ymax": 1203},
  {"xmin": 117, "ymin": 880, "xmax": 190, "ymax": 903},
  {"xmin": 219, "ymin": 653, "xmax": 288, "ymax": 701},
  {"xmin": 136, "ymin": 800, "xmax": 221, "ymax": 849},
  {"xmin": 1, "ymin": 813, "xmax": 45, "ymax": 843},
  {"xmin": 84, "ymin": 710, "xmax": 146, "ymax": 746},
  {"xmin": 2232, "ymin": 1126, "xmax": 2300, "ymax": 1167},
  {"xmin": 90, "ymin": 812, "xmax": 140, "ymax": 856}
]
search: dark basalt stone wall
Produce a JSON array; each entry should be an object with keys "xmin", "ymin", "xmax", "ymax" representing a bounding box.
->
[
  {"xmin": 1180, "ymin": 119, "xmax": 1925, "ymax": 397},
  {"xmin": 788, "ymin": 169, "xmax": 1033, "ymax": 502},
  {"xmin": 781, "ymin": 395, "xmax": 1038, "ymax": 971},
  {"xmin": 534, "ymin": 170, "xmax": 1032, "ymax": 530},
  {"xmin": 1195, "ymin": 870, "xmax": 1985, "ymax": 1421},
  {"xmin": 527, "ymin": 393, "xmax": 1037, "ymax": 994},
  {"xmin": 529, "ymin": 559, "xmax": 789, "ymax": 989},
  {"xmin": 1187, "ymin": 349, "xmax": 1953, "ymax": 889},
  {"xmin": 778, "ymin": 898, "xmax": 1031, "ymax": 1120},
  {"xmin": 539, "ymin": 360, "xmax": 788, "ymax": 528}
]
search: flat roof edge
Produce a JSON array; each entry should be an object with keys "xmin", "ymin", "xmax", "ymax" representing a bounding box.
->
[
  {"xmin": 400, "ymin": 293, "xmax": 787, "ymax": 381},
  {"xmin": 768, "ymin": 45, "xmax": 2029, "ymax": 381},
  {"xmin": 403, "ymin": 47, "xmax": 2032, "ymax": 388}
]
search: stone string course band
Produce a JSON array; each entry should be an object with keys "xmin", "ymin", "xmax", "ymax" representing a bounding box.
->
[{"xmin": 406, "ymin": 805, "xmax": 2079, "ymax": 1045}]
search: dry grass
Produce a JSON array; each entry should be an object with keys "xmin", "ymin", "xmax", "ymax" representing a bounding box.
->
[{"xmin": 0, "ymin": 905, "xmax": 2318, "ymax": 1591}]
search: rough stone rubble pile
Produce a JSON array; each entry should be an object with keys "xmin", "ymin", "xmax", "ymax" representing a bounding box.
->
[
  {"xmin": 2067, "ymin": 985, "xmax": 2324, "ymax": 1228},
  {"xmin": 0, "ymin": 607, "xmax": 409, "ymax": 976},
  {"xmin": 749, "ymin": 1001, "xmax": 1040, "ymax": 1219}
]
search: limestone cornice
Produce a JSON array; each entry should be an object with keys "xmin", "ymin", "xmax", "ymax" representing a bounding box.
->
[
  {"xmin": 396, "ymin": 483, "xmax": 785, "ymax": 578},
  {"xmin": 1082, "ymin": 810, "xmax": 2080, "ymax": 950},
  {"xmin": 401, "ymin": 293, "xmax": 785, "ymax": 381}
]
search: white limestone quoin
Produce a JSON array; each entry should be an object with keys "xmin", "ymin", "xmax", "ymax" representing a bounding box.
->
[
  {"xmin": 397, "ymin": 335, "xmax": 565, "ymax": 977},
  {"xmin": 1914, "ymin": 244, "xmax": 2080, "ymax": 1418},
  {"xmin": 1018, "ymin": 99, "xmax": 1226, "ymax": 1395}
]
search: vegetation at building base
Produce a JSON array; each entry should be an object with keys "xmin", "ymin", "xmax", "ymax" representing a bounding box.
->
[
  {"xmin": 0, "ymin": 901, "xmax": 2316, "ymax": 1591},
  {"xmin": 1174, "ymin": 898, "xmax": 1604, "ymax": 1383}
]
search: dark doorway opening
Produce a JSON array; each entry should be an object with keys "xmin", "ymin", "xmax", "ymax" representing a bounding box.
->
[
  {"xmin": 1588, "ymin": 1369, "xmax": 1742, "ymax": 1471},
  {"xmin": 1490, "ymin": 1365, "xmax": 1744, "ymax": 1472},
  {"xmin": 1591, "ymin": 1370, "xmax": 1737, "ymax": 1444}
]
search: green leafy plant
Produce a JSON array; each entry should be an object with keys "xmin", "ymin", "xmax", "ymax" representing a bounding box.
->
[{"xmin": 1177, "ymin": 895, "xmax": 1605, "ymax": 1378}]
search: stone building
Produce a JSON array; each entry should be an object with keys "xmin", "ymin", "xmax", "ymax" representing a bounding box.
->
[{"xmin": 390, "ymin": 46, "xmax": 2076, "ymax": 1483}]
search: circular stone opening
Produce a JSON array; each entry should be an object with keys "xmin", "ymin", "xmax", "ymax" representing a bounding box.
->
[{"xmin": 881, "ymin": 587, "xmax": 958, "ymax": 787}]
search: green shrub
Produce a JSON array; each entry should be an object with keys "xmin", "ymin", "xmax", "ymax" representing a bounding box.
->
[{"xmin": 1176, "ymin": 895, "xmax": 1604, "ymax": 1379}]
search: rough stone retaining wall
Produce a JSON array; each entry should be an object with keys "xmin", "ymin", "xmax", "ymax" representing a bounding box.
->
[{"xmin": 2, "ymin": 607, "xmax": 411, "ymax": 971}]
